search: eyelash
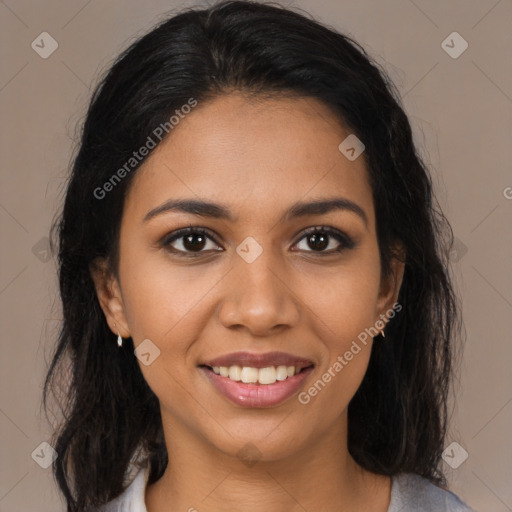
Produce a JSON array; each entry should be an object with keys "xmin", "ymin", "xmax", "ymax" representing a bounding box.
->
[{"xmin": 161, "ymin": 225, "xmax": 355, "ymax": 258}]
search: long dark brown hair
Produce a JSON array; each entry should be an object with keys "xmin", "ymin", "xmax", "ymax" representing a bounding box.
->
[{"xmin": 44, "ymin": 1, "xmax": 463, "ymax": 510}]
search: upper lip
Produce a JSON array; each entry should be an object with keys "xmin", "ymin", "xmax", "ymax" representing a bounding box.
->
[{"xmin": 201, "ymin": 351, "xmax": 314, "ymax": 370}]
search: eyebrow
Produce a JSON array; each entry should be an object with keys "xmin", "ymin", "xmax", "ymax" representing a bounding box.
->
[{"xmin": 143, "ymin": 197, "xmax": 369, "ymax": 229}]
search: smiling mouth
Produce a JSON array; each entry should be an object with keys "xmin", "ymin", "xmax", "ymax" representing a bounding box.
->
[{"xmin": 200, "ymin": 364, "xmax": 314, "ymax": 385}]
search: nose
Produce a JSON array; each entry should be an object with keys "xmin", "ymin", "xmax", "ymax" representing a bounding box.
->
[{"xmin": 217, "ymin": 248, "xmax": 301, "ymax": 337}]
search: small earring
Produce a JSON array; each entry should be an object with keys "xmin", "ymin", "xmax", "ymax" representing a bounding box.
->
[
  {"xmin": 117, "ymin": 332, "xmax": 123, "ymax": 347},
  {"xmin": 381, "ymin": 330, "xmax": 386, "ymax": 338}
]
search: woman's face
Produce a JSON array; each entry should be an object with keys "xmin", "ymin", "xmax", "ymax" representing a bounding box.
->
[{"xmin": 94, "ymin": 92, "xmax": 404, "ymax": 463}]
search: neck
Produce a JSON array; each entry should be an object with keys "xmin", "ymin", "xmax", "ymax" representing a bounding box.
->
[{"xmin": 145, "ymin": 413, "xmax": 391, "ymax": 512}]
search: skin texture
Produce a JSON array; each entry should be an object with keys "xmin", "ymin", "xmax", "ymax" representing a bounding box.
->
[{"xmin": 91, "ymin": 93, "xmax": 405, "ymax": 512}]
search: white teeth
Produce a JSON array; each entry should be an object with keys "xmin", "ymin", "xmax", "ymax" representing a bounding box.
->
[
  {"xmin": 276, "ymin": 365, "xmax": 288, "ymax": 381},
  {"xmin": 258, "ymin": 366, "xmax": 277, "ymax": 385},
  {"xmin": 240, "ymin": 366, "xmax": 259, "ymax": 383},
  {"xmin": 212, "ymin": 364, "xmax": 300, "ymax": 384},
  {"xmin": 228, "ymin": 365, "xmax": 242, "ymax": 381}
]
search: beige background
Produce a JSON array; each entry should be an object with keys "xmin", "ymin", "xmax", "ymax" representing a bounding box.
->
[{"xmin": 1, "ymin": 0, "xmax": 511, "ymax": 510}]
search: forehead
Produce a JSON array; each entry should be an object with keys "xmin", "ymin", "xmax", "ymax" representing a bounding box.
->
[{"xmin": 124, "ymin": 92, "xmax": 375, "ymax": 229}]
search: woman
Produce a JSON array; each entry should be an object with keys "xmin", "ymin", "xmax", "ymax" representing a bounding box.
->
[{"xmin": 44, "ymin": 1, "xmax": 476, "ymax": 511}]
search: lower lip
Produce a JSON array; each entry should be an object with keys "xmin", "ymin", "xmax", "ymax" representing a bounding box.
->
[{"xmin": 200, "ymin": 366, "xmax": 314, "ymax": 408}]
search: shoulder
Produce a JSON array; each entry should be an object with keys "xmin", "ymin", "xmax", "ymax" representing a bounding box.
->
[
  {"xmin": 99, "ymin": 464, "xmax": 150, "ymax": 512},
  {"xmin": 388, "ymin": 472, "xmax": 477, "ymax": 512}
]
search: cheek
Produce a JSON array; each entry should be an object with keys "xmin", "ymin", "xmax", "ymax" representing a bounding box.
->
[
  {"xmin": 299, "ymin": 275, "xmax": 377, "ymax": 416},
  {"xmin": 298, "ymin": 256, "xmax": 380, "ymax": 408},
  {"xmin": 119, "ymin": 249, "xmax": 220, "ymax": 342},
  {"xmin": 118, "ymin": 252, "xmax": 226, "ymax": 398},
  {"xmin": 118, "ymin": 255, "xmax": 219, "ymax": 413},
  {"xmin": 297, "ymin": 344, "xmax": 372, "ymax": 430},
  {"xmin": 305, "ymin": 257, "xmax": 382, "ymax": 340}
]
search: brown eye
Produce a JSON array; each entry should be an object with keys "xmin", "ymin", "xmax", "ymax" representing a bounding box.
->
[
  {"xmin": 293, "ymin": 226, "xmax": 355, "ymax": 254},
  {"xmin": 162, "ymin": 227, "xmax": 222, "ymax": 256},
  {"xmin": 305, "ymin": 232, "xmax": 329, "ymax": 251},
  {"xmin": 181, "ymin": 232, "xmax": 207, "ymax": 251}
]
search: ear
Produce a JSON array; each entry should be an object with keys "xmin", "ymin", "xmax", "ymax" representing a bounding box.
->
[
  {"xmin": 375, "ymin": 242, "xmax": 406, "ymax": 321},
  {"xmin": 89, "ymin": 258, "xmax": 131, "ymax": 338}
]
